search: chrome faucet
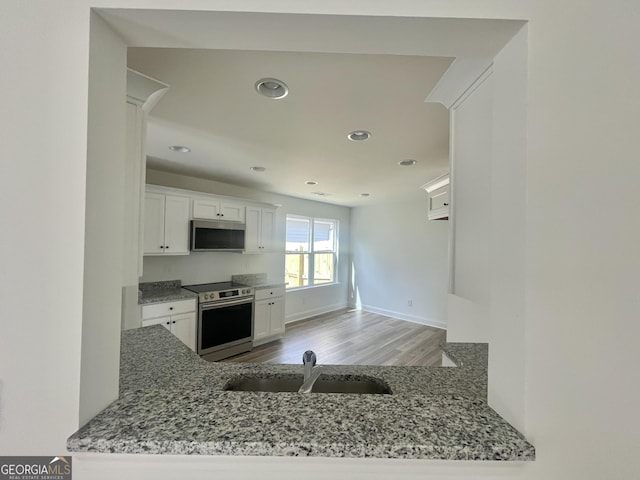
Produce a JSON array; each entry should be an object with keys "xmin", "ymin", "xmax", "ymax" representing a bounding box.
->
[{"xmin": 299, "ymin": 350, "xmax": 324, "ymax": 393}]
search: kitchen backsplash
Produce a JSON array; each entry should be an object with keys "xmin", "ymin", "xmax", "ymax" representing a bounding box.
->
[{"xmin": 231, "ymin": 273, "xmax": 267, "ymax": 286}]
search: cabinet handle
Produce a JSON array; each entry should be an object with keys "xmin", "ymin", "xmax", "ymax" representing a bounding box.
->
[
  {"xmin": 166, "ymin": 321, "xmax": 170, "ymax": 325},
  {"xmin": 443, "ymin": 203, "xmax": 449, "ymax": 206},
  {"xmin": 165, "ymin": 245, "xmax": 169, "ymax": 249},
  {"xmin": 169, "ymin": 307, "xmax": 174, "ymax": 310},
  {"xmin": 160, "ymin": 246, "xmax": 165, "ymax": 249},
  {"xmin": 172, "ymin": 320, "xmax": 176, "ymax": 324}
]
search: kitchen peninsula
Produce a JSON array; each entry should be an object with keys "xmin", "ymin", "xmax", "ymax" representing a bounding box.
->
[{"xmin": 67, "ymin": 326, "xmax": 534, "ymax": 461}]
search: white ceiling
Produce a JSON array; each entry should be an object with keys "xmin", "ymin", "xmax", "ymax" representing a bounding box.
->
[
  {"xmin": 109, "ymin": 9, "xmax": 523, "ymax": 207},
  {"xmin": 128, "ymin": 48, "xmax": 453, "ymax": 206}
]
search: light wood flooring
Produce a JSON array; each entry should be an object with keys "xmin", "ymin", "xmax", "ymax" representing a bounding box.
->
[{"xmin": 223, "ymin": 309, "xmax": 446, "ymax": 367}]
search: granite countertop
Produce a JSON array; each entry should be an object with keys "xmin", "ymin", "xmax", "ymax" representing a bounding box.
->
[
  {"xmin": 67, "ymin": 326, "xmax": 534, "ymax": 461},
  {"xmin": 138, "ymin": 280, "xmax": 198, "ymax": 305}
]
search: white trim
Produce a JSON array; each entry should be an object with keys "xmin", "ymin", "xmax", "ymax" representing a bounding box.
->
[
  {"xmin": 444, "ymin": 63, "xmax": 495, "ymax": 295},
  {"xmin": 425, "ymin": 57, "xmax": 493, "ymax": 109},
  {"xmin": 450, "ymin": 66, "xmax": 494, "ymax": 110},
  {"xmin": 448, "ymin": 108, "xmax": 456, "ymax": 294},
  {"xmin": 357, "ymin": 305, "xmax": 447, "ymax": 330}
]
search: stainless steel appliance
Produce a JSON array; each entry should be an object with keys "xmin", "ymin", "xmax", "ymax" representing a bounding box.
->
[
  {"xmin": 190, "ymin": 220, "xmax": 245, "ymax": 252},
  {"xmin": 183, "ymin": 281, "xmax": 254, "ymax": 361}
]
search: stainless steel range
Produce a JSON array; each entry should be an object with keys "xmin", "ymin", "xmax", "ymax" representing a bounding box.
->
[{"xmin": 183, "ymin": 281, "xmax": 254, "ymax": 361}]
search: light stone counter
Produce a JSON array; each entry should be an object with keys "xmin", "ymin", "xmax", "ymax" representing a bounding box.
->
[
  {"xmin": 138, "ymin": 280, "xmax": 198, "ymax": 305},
  {"xmin": 67, "ymin": 326, "xmax": 535, "ymax": 461}
]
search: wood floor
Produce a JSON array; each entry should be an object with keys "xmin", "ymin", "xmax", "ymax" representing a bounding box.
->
[{"xmin": 223, "ymin": 309, "xmax": 446, "ymax": 367}]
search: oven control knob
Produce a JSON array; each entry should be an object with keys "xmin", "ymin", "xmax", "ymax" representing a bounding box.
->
[{"xmin": 204, "ymin": 294, "xmax": 209, "ymax": 300}]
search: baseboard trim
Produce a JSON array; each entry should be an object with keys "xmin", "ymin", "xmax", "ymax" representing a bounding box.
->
[
  {"xmin": 285, "ymin": 302, "xmax": 348, "ymax": 324},
  {"xmin": 287, "ymin": 303, "xmax": 447, "ymax": 330},
  {"xmin": 357, "ymin": 304, "xmax": 447, "ymax": 330}
]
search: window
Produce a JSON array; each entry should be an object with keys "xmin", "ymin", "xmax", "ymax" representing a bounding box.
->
[{"xmin": 285, "ymin": 216, "xmax": 338, "ymax": 289}]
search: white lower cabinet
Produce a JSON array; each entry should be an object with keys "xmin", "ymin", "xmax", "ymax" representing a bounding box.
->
[
  {"xmin": 253, "ymin": 286, "xmax": 285, "ymax": 346},
  {"xmin": 141, "ymin": 298, "xmax": 197, "ymax": 351}
]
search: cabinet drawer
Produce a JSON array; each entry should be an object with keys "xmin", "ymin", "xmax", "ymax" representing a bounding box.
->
[
  {"xmin": 142, "ymin": 298, "xmax": 196, "ymax": 320},
  {"xmin": 254, "ymin": 286, "xmax": 285, "ymax": 301}
]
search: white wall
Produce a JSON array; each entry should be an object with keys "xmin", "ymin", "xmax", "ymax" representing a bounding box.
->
[
  {"xmin": 78, "ymin": 12, "xmax": 127, "ymax": 426},
  {"xmin": 486, "ymin": 28, "xmax": 527, "ymax": 433},
  {"xmin": 447, "ymin": 28, "xmax": 529, "ymax": 432},
  {"xmin": 2, "ymin": 1, "xmax": 640, "ymax": 479},
  {"xmin": 142, "ymin": 169, "xmax": 351, "ymax": 322},
  {"xmin": 447, "ymin": 69, "xmax": 494, "ymax": 343},
  {"xmin": 0, "ymin": 0, "xmax": 88, "ymax": 454},
  {"xmin": 350, "ymin": 191, "xmax": 448, "ymax": 328}
]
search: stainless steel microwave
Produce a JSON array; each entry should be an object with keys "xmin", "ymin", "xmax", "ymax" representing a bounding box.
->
[{"xmin": 190, "ymin": 220, "xmax": 245, "ymax": 252}]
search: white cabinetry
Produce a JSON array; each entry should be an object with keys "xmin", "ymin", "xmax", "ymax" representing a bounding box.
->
[
  {"xmin": 192, "ymin": 198, "xmax": 245, "ymax": 222},
  {"xmin": 253, "ymin": 286, "xmax": 285, "ymax": 346},
  {"xmin": 143, "ymin": 192, "xmax": 190, "ymax": 255},
  {"xmin": 421, "ymin": 173, "xmax": 450, "ymax": 220},
  {"xmin": 245, "ymin": 207, "xmax": 276, "ymax": 253},
  {"xmin": 141, "ymin": 298, "xmax": 197, "ymax": 351}
]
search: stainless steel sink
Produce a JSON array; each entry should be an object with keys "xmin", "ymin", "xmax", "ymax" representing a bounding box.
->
[{"xmin": 224, "ymin": 375, "xmax": 392, "ymax": 394}]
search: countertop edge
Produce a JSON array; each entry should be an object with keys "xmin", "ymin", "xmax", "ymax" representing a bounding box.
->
[{"xmin": 67, "ymin": 327, "xmax": 535, "ymax": 461}]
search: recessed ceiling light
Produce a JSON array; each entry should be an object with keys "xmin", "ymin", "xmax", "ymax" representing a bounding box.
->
[
  {"xmin": 305, "ymin": 180, "xmax": 318, "ymax": 185},
  {"xmin": 360, "ymin": 193, "xmax": 371, "ymax": 197},
  {"xmin": 250, "ymin": 166, "xmax": 266, "ymax": 172},
  {"xmin": 255, "ymin": 78, "xmax": 289, "ymax": 99},
  {"xmin": 347, "ymin": 130, "xmax": 372, "ymax": 141},
  {"xmin": 168, "ymin": 145, "xmax": 190, "ymax": 153},
  {"xmin": 398, "ymin": 159, "xmax": 417, "ymax": 166}
]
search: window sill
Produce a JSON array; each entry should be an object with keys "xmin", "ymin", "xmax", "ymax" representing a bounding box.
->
[{"xmin": 286, "ymin": 282, "xmax": 340, "ymax": 292}]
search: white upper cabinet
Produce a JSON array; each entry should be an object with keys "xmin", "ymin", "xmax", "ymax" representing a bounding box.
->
[
  {"xmin": 192, "ymin": 198, "xmax": 245, "ymax": 222},
  {"xmin": 143, "ymin": 185, "xmax": 279, "ymax": 255},
  {"xmin": 143, "ymin": 192, "xmax": 190, "ymax": 255},
  {"xmin": 245, "ymin": 206, "xmax": 277, "ymax": 253},
  {"xmin": 421, "ymin": 174, "xmax": 450, "ymax": 220}
]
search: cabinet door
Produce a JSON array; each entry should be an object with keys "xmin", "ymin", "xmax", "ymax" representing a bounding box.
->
[
  {"xmin": 143, "ymin": 192, "xmax": 166, "ymax": 254},
  {"xmin": 163, "ymin": 195, "xmax": 190, "ymax": 254},
  {"xmin": 253, "ymin": 299, "xmax": 271, "ymax": 341},
  {"xmin": 428, "ymin": 184, "xmax": 449, "ymax": 220},
  {"xmin": 269, "ymin": 297, "xmax": 285, "ymax": 337},
  {"xmin": 244, "ymin": 206, "xmax": 261, "ymax": 253},
  {"xmin": 260, "ymin": 208, "xmax": 276, "ymax": 251},
  {"xmin": 219, "ymin": 202, "xmax": 245, "ymax": 222},
  {"xmin": 141, "ymin": 315, "xmax": 172, "ymax": 331},
  {"xmin": 192, "ymin": 199, "xmax": 220, "ymax": 220},
  {"xmin": 170, "ymin": 312, "xmax": 196, "ymax": 351}
]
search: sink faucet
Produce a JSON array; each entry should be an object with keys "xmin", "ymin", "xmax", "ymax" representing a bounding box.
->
[{"xmin": 299, "ymin": 350, "xmax": 324, "ymax": 393}]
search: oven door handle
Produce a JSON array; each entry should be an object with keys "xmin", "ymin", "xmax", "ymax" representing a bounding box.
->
[{"xmin": 200, "ymin": 296, "xmax": 253, "ymax": 310}]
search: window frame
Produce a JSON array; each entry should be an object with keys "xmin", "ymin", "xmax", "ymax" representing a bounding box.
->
[{"xmin": 285, "ymin": 214, "xmax": 338, "ymax": 290}]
